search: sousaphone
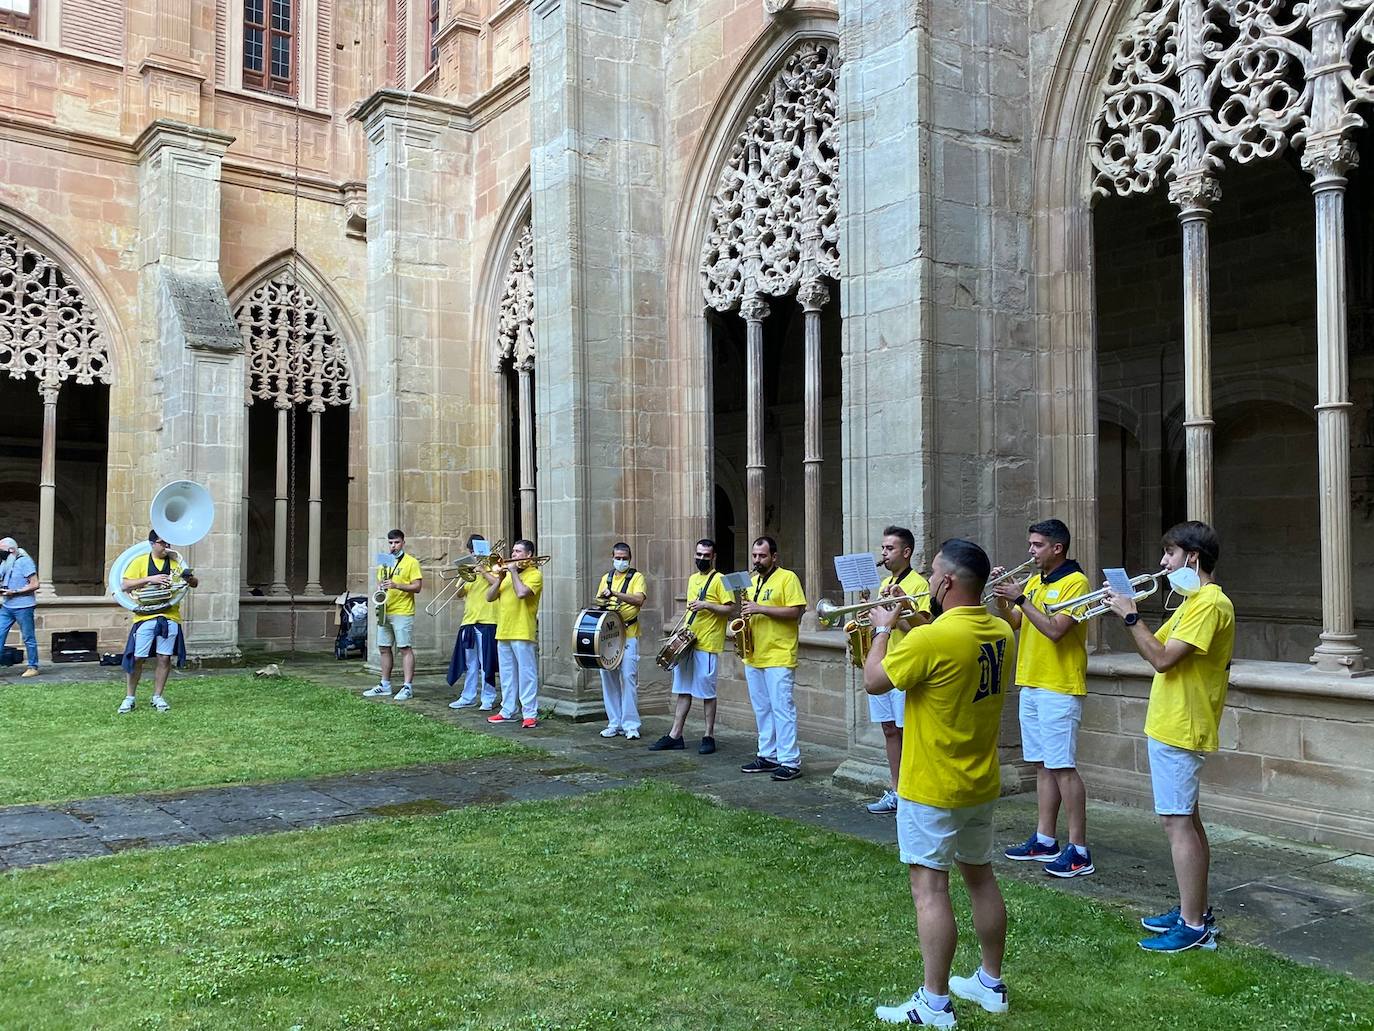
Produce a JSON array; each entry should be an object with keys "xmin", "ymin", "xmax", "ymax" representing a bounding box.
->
[{"xmin": 108, "ymin": 481, "xmax": 215, "ymax": 615}]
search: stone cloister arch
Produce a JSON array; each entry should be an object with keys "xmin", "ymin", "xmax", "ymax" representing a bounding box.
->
[
  {"xmin": 233, "ymin": 259, "xmax": 357, "ymax": 596},
  {"xmin": 492, "ymin": 218, "xmax": 537, "ymax": 545},
  {"xmin": 0, "ymin": 223, "xmax": 114, "ymax": 595}
]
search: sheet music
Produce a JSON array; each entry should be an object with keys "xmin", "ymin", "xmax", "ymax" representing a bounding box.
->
[
  {"xmin": 721, "ymin": 570, "xmax": 753, "ymax": 592},
  {"xmin": 1103, "ymin": 567, "xmax": 1139, "ymax": 598},
  {"xmin": 471, "ymin": 539, "xmax": 491, "ymax": 556},
  {"xmin": 833, "ymin": 552, "xmax": 883, "ymax": 593},
  {"xmin": 375, "ymin": 552, "xmax": 394, "ymax": 568}
]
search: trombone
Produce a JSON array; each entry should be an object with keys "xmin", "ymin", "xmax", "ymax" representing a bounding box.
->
[
  {"xmin": 1044, "ymin": 572, "xmax": 1164, "ymax": 623},
  {"xmin": 982, "ymin": 558, "xmax": 1036, "ymax": 603},
  {"xmin": 424, "ymin": 556, "xmax": 481, "ymax": 616}
]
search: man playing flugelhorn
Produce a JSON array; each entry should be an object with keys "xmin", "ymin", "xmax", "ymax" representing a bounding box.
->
[{"xmin": 738, "ymin": 536, "xmax": 807, "ymax": 782}]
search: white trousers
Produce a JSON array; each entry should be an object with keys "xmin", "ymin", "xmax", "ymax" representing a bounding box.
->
[
  {"xmin": 457, "ymin": 644, "xmax": 497, "ymax": 707},
  {"xmin": 497, "ymin": 639, "xmax": 539, "ymax": 719},
  {"xmin": 744, "ymin": 664, "xmax": 800, "ymax": 768},
  {"xmin": 599, "ymin": 636, "xmax": 640, "ymax": 733}
]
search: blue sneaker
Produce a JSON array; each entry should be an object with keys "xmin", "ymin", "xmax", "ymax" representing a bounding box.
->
[
  {"xmin": 1140, "ymin": 905, "xmax": 1215, "ymax": 933},
  {"xmin": 1139, "ymin": 920, "xmax": 1217, "ymax": 953},
  {"xmin": 1045, "ymin": 844, "xmax": 1095, "ymax": 878},
  {"xmin": 1004, "ymin": 833, "xmax": 1059, "ymax": 862}
]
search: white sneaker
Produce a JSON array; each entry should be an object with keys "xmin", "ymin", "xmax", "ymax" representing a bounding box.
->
[
  {"xmin": 449, "ymin": 698, "xmax": 477, "ymax": 709},
  {"xmin": 117, "ymin": 696, "xmax": 135, "ymax": 714},
  {"xmin": 151, "ymin": 695, "xmax": 171, "ymax": 712},
  {"xmin": 363, "ymin": 684, "xmax": 392, "ymax": 698},
  {"xmin": 600, "ymin": 726, "xmax": 622, "ymax": 738},
  {"xmin": 875, "ymin": 989, "xmax": 956, "ymax": 1027},
  {"xmin": 394, "ymin": 685, "xmax": 413, "ymax": 701},
  {"xmin": 624, "ymin": 729, "xmax": 641, "ymax": 740},
  {"xmin": 949, "ymin": 971, "xmax": 1008, "ymax": 1014}
]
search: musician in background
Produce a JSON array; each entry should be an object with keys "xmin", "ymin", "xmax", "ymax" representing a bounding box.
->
[
  {"xmin": 1104, "ymin": 520, "xmax": 1233, "ymax": 953},
  {"xmin": 864, "ymin": 525, "xmax": 932, "ymax": 815},
  {"xmin": 364, "ymin": 529, "xmax": 423, "ymax": 701},
  {"xmin": 119, "ymin": 530, "xmax": 199, "ymax": 713},
  {"xmin": 991, "ymin": 518, "xmax": 1095, "ymax": 878},
  {"xmin": 0, "ymin": 535, "xmax": 40, "ymax": 678},
  {"xmin": 649, "ymin": 538, "xmax": 733, "ymax": 754},
  {"xmin": 597, "ymin": 542, "xmax": 648, "ymax": 740},
  {"xmin": 447, "ymin": 532, "xmax": 499, "ymax": 711},
  {"xmin": 739, "ymin": 536, "xmax": 807, "ymax": 782},
  {"xmin": 486, "ymin": 539, "xmax": 544, "ymax": 729}
]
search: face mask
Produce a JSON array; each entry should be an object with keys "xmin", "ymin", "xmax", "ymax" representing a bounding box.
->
[
  {"xmin": 928, "ymin": 579, "xmax": 946, "ymax": 618},
  {"xmin": 1167, "ymin": 565, "xmax": 1200, "ymax": 596},
  {"xmin": 695, "ymin": 557, "xmax": 712, "ymax": 572},
  {"xmin": 612, "ymin": 558, "xmax": 630, "ymax": 573}
]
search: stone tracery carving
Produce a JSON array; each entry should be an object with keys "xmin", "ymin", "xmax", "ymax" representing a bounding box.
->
[
  {"xmin": 1089, "ymin": 0, "xmax": 1374, "ymax": 197},
  {"xmin": 236, "ymin": 273, "xmax": 354, "ymax": 412},
  {"xmin": 0, "ymin": 228, "xmax": 112, "ymax": 398},
  {"xmin": 700, "ymin": 40, "xmax": 840, "ymax": 312},
  {"xmin": 495, "ymin": 224, "xmax": 535, "ymax": 374}
]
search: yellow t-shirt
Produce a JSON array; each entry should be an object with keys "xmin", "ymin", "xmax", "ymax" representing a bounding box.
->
[
  {"xmin": 882, "ymin": 605, "xmax": 1016, "ymax": 809},
  {"xmin": 597, "ymin": 569, "xmax": 648, "ymax": 641},
  {"xmin": 124, "ymin": 553, "xmax": 185, "ymax": 625},
  {"xmin": 1015, "ymin": 562, "xmax": 1090, "ymax": 696},
  {"xmin": 744, "ymin": 566, "xmax": 806, "ymax": 669},
  {"xmin": 459, "ymin": 576, "xmax": 495, "ymax": 626},
  {"xmin": 494, "ymin": 566, "xmax": 543, "ymax": 642},
  {"xmin": 377, "ymin": 554, "xmax": 422, "ymax": 617},
  {"xmin": 881, "ymin": 567, "xmax": 932, "ymax": 648},
  {"xmin": 1144, "ymin": 583, "xmax": 1235, "ymax": 753},
  {"xmin": 684, "ymin": 570, "xmax": 732, "ymax": 654}
]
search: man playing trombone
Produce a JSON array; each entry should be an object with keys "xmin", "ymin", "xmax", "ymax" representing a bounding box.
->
[
  {"xmin": 865, "ymin": 526, "xmax": 932, "ymax": 815},
  {"xmin": 739, "ymin": 536, "xmax": 807, "ymax": 781},
  {"xmin": 596, "ymin": 542, "xmax": 648, "ymax": 740},
  {"xmin": 989, "ymin": 519, "xmax": 1096, "ymax": 879},
  {"xmin": 447, "ymin": 533, "xmax": 499, "ymax": 711}
]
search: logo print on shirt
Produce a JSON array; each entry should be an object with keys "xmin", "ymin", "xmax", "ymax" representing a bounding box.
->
[{"xmin": 974, "ymin": 639, "xmax": 1007, "ymax": 703}]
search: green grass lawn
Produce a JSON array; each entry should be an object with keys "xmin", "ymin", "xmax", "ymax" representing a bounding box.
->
[
  {"xmin": 0, "ymin": 675, "xmax": 518, "ymax": 806},
  {"xmin": 2, "ymin": 783, "xmax": 1370, "ymax": 1031}
]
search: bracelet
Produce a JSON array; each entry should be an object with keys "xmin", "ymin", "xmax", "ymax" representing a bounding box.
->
[{"xmin": 873, "ymin": 627, "xmax": 893, "ymax": 637}]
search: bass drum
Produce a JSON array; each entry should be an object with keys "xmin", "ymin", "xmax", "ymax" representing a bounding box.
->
[{"xmin": 572, "ymin": 607, "xmax": 625, "ymax": 671}]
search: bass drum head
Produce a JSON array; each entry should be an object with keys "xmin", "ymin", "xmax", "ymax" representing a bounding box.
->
[{"xmin": 572, "ymin": 608, "xmax": 625, "ymax": 670}]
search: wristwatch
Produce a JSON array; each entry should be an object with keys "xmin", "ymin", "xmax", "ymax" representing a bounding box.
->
[
  {"xmin": 1013, "ymin": 594, "xmax": 1027, "ymax": 608},
  {"xmin": 1124, "ymin": 612, "xmax": 1140, "ymax": 627},
  {"xmin": 873, "ymin": 627, "xmax": 893, "ymax": 637}
]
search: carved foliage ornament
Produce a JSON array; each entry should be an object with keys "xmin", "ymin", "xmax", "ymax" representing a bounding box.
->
[
  {"xmin": 0, "ymin": 228, "xmax": 112, "ymax": 398},
  {"xmin": 1089, "ymin": 0, "xmax": 1374, "ymax": 198},
  {"xmin": 495, "ymin": 224, "xmax": 535, "ymax": 374},
  {"xmin": 701, "ymin": 40, "xmax": 840, "ymax": 312},
  {"xmin": 237, "ymin": 273, "xmax": 354, "ymax": 412}
]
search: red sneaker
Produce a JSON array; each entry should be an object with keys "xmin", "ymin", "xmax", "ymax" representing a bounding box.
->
[
  {"xmin": 521, "ymin": 718, "xmax": 538, "ymax": 729},
  {"xmin": 487, "ymin": 713, "xmax": 515, "ymax": 724}
]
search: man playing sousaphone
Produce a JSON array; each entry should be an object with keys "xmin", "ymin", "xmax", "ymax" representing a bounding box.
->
[
  {"xmin": 119, "ymin": 530, "xmax": 199, "ymax": 713},
  {"xmin": 649, "ymin": 538, "xmax": 734, "ymax": 755}
]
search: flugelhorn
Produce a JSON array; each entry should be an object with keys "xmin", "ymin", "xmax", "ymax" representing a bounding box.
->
[
  {"xmin": 1044, "ymin": 572, "xmax": 1164, "ymax": 623},
  {"xmin": 982, "ymin": 558, "xmax": 1037, "ymax": 603}
]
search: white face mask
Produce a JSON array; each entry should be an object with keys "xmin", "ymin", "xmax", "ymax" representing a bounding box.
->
[
  {"xmin": 612, "ymin": 558, "xmax": 630, "ymax": 573},
  {"xmin": 1167, "ymin": 566, "xmax": 1200, "ymax": 596}
]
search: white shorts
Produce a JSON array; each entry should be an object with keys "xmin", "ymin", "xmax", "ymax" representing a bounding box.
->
[
  {"xmin": 376, "ymin": 613, "xmax": 414, "ymax": 648},
  {"xmin": 671, "ymin": 648, "xmax": 719, "ymax": 699},
  {"xmin": 868, "ymin": 688, "xmax": 905, "ymax": 727},
  {"xmin": 133, "ymin": 619, "xmax": 180, "ymax": 658},
  {"xmin": 1018, "ymin": 686, "xmax": 1083, "ymax": 769},
  {"xmin": 897, "ymin": 796, "xmax": 997, "ymax": 870},
  {"xmin": 1148, "ymin": 737, "xmax": 1205, "ymax": 815}
]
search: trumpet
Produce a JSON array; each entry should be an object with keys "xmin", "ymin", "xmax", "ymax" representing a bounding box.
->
[
  {"xmin": 815, "ymin": 591, "xmax": 930, "ymax": 628},
  {"xmin": 424, "ymin": 556, "xmax": 481, "ymax": 616},
  {"xmin": 1044, "ymin": 572, "xmax": 1164, "ymax": 623},
  {"xmin": 982, "ymin": 558, "xmax": 1037, "ymax": 603},
  {"xmin": 486, "ymin": 554, "xmax": 553, "ymax": 574}
]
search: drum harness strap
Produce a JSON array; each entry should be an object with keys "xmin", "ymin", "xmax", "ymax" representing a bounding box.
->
[
  {"xmin": 685, "ymin": 571, "xmax": 718, "ymax": 627},
  {"xmin": 601, "ymin": 569, "xmax": 640, "ymax": 627}
]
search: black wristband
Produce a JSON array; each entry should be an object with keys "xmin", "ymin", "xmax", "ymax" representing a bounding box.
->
[{"xmin": 1013, "ymin": 594, "xmax": 1027, "ymax": 608}]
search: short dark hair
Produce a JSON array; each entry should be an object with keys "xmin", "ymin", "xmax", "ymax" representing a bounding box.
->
[
  {"xmin": 1028, "ymin": 518, "xmax": 1071, "ymax": 552},
  {"xmin": 882, "ymin": 525, "xmax": 915, "ymax": 552},
  {"xmin": 1162, "ymin": 520, "xmax": 1219, "ymax": 573},
  {"xmin": 147, "ymin": 529, "xmax": 163, "ymax": 544},
  {"xmin": 752, "ymin": 535, "xmax": 778, "ymax": 554},
  {"xmin": 936, "ymin": 537, "xmax": 992, "ymax": 592},
  {"xmin": 612, "ymin": 542, "xmax": 631, "ymax": 556},
  {"xmin": 466, "ymin": 532, "xmax": 485, "ymax": 550},
  {"xmin": 387, "ymin": 529, "xmax": 405, "ymax": 541},
  {"xmin": 695, "ymin": 538, "xmax": 716, "ymax": 552},
  {"xmin": 513, "ymin": 538, "xmax": 536, "ymax": 556}
]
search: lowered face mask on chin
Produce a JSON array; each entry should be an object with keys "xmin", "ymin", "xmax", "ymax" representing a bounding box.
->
[{"xmin": 1167, "ymin": 566, "xmax": 1200, "ymax": 596}]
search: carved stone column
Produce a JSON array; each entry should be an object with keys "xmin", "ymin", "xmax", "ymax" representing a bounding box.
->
[
  {"xmin": 36, "ymin": 386, "xmax": 58, "ymax": 599},
  {"xmin": 306, "ymin": 405, "xmax": 324, "ymax": 595},
  {"xmin": 516, "ymin": 360, "xmax": 537, "ymax": 542},
  {"xmin": 741, "ymin": 294, "xmax": 770, "ymax": 546},
  {"xmin": 271, "ymin": 405, "xmax": 290, "ymax": 595},
  {"xmin": 799, "ymin": 279, "xmax": 829, "ymax": 621},
  {"xmin": 241, "ymin": 402, "xmax": 251, "ymax": 591},
  {"xmin": 1168, "ymin": 173, "xmax": 1219, "ymax": 526}
]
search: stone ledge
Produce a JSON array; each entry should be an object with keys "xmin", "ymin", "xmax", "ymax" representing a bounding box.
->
[{"xmin": 1088, "ymin": 652, "xmax": 1374, "ymax": 703}]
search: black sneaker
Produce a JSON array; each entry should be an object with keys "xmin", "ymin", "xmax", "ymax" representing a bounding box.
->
[
  {"xmin": 770, "ymin": 765, "xmax": 802, "ymax": 782},
  {"xmin": 698, "ymin": 735, "xmax": 717, "ymax": 755},
  {"xmin": 740, "ymin": 756, "xmax": 779, "ymax": 774},
  {"xmin": 648, "ymin": 734, "xmax": 685, "ymax": 751}
]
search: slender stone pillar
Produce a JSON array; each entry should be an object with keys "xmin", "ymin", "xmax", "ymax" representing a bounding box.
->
[
  {"xmin": 799, "ymin": 280, "xmax": 829, "ymax": 619},
  {"xmin": 241, "ymin": 402, "xmax": 251, "ymax": 591},
  {"xmin": 270, "ymin": 406, "xmax": 290, "ymax": 595},
  {"xmin": 306, "ymin": 407, "xmax": 323, "ymax": 595},
  {"xmin": 1168, "ymin": 174, "xmax": 1219, "ymax": 526},
  {"xmin": 516, "ymin": 362, "xmax": 537, "ymax": 542},
  {"xmin": 36, "ymin": 388, "xmax": 57, "ymax": 599},
  {"xmin": 741, "ymin": 295, "xmax": 769, "ymax": 546},
  {"xmin": 1304, "ymin": 138, "xmax": 1365, "ymax": 672}
]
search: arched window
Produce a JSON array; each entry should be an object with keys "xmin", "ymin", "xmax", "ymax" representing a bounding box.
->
[{"xmin": 493, "ymin": 223, "xmax": 537, "ymax": 542}]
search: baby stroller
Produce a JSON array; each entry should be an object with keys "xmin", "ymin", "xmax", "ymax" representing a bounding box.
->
[{"xmin": 334, "ymin": 593, "xmax": 369, "ymax": 660}]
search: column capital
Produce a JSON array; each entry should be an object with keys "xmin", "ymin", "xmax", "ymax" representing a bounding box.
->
[
  {"xmin": 798, "ymin": 279, "xmax": 830, "ymax": 313},
  {"xmin": 133, "ymin": 119, "xmax": 235, "ymax": 163},
  {"xmin": 1301, "ymin": 136, "xmax": 1359, "ymax": 190},
  {"xmin": 1168, "ymin": 173, "xmax": 1221, "ymax": 217},
  {"xmin": 740, "ymin": 295, "xmax": 771, "ymax": 323}
]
